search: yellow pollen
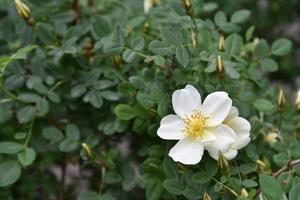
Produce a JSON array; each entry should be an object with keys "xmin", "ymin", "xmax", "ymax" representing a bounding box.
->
[{"xmin": 183, "ymin": 111, "xmax": 209, "ymax": 140}]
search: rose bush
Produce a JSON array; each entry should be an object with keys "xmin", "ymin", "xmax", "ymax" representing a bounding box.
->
[{"xmin": 0, "ymin": 0, "xmax": 300, "ymax": 200}]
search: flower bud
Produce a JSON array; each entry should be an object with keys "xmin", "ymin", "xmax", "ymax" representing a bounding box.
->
[
  {"xmin": 277, "ymin": 87, "xmax": 286, "ymax": 111},
  {"xmin": 203, "ymin": 192, "xmax": 212, "ymax": 200},
  {"xmin": 264, "ymin": 132, "xmax": 278, "ymax": 144},
  {"xmin": 191, "ymin": 30, "xmax": 197, "ymax": 47},
  {"xmin": 241, "ymin": 188, "xmax": 248, "ymax": 197},
  {"xmin": 295, "ymin": 89, "xmax": 300, "ymax": 112},
  {"xmin": 216, "ymin": 55, "xmax": 224, "ymax": 76},
  {"xmin": 182, "ymin": 0, "xmax": 193, "ymax": 17},
  {"xmin": 256, "ymin": 158, "xmax": 272, "ymax": 173},
  {"xmin": 112, "ymin": 55, "xmax": 122, "ymax": 69},
  {"xmin": 143, "ymin": 22, "xmax": 151, "ymax": 33},
  {"xmin": 81, "ymin": 143, "xmax": 94, "ymax": 160},
  {"xmin": 218, "ymin": 153, "xmax": 230, "ymax": 176},
  {"xmin": 218, "ymin": 36, "xmax": 225, "ymax": 51},
  {"xmin": 15, "ymin": 0, "xmax": 31, "ymax": 20}
]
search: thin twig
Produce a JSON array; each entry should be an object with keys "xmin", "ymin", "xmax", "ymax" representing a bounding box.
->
[
  {"xmin": 272, "ymin": 159, "xmax": 300, "ymax": 178},
  {"xmin": 73, "ymin": 0, "xmax": 81, "ymax": 24},
  {"xmin": 255, "ymin": 158, "xmax": 300, "ymax": 197}
]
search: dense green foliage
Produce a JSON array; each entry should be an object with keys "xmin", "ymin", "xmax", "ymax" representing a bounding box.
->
[{"xmin": 0, "ymin": 0, "xmax": 299, "ymax": 200}]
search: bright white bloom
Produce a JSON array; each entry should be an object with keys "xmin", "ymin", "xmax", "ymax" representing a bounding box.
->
[
  {"xmin": 209, "ymin": 106, "xmax": 251, "ymax": 160},
  {"xmin": 144, "ymin": 0, "xmax": 152, "ymax": 14},
  {"xmin": 157, "ymin": 85, "xmax": 242, "ymax": 165}
]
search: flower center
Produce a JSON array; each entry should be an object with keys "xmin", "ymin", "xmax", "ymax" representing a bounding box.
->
[{"xmin": 183, "ymin": 111, "xmax": 209, "ymax": 140}]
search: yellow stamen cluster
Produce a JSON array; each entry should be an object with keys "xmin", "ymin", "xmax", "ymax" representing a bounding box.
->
[{"xmin": 183, "ymin": 111, "xmax": 209, "ymax": 140}]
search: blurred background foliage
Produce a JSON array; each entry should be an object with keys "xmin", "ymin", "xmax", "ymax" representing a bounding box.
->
[{"xmin": 0, "ymin": 0, "xmax": 300, "ymax": 200}]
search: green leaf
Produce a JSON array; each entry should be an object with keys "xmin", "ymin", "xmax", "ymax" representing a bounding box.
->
[
  {"xmin": 254, "ymin": 39, "xmax": 270, "ymax": 59},
  {"xmin": 214, "ymin": 11, "xmax": 227, "ymax": 27},
  {"xmin": 59, "ymin": 138, "xmax": 78, "ymax": 152},
  {"xmin": 36, "ymin": 98, "xmax": 49, "ymax": 115},
  {"xmin": 289, "ymin": 182, "xmax": 300, "ymax": 200},
  {"xmin": 66, "ymin": 124, "xmax": 80, "ymax": 140},
  {"xmin": 130, "ymin": 35, "xmax": 145, "ymax": 51},
  {"xmin": 163, "ymin": 179, "xmax": 185, "ymax": 195},
  {"xmin": 175, "ymin": 47, "xmax": 189, "ymax": 67},
  {"xmin": 273, "ymin": 152, "xmax": 289, "ymax": 166},
  {"xmin": 0, "ymin": 160, "xmax": 21, "ymax": 187},
  {"xmin": 122, "ymin": 49, "xmax": 138, "ymax": 63},
  {"xmin": 225, "ymin": 34, "xmax": 243, "ymax": 58},
  {"xmin": 253, "ymin": 99, "xmax": 274, "ymax": 112},
  {"xmin": 99, "ymin": 91, "xmax": 120, "ymax": 101},
  {"xmin": 0, "ymin": 45, "xmax": 37, "ymax": 70},
  {"xmin": 203, "ymin": 2, "xmax": 218, "ymax": 12},
  {"xmin": 260, "ymin": 58, "xmax": 279, "ymax": 72},
  {"xmin": 225, "ymin": 65, "xmax": 240, "ymax": 79},
  {"xmin": 259, "ymin": 174, "xmax": 283, "ymax": 200},
  {"xmin": 114, "ymin": 104, "xmax": 136, "ymax": 120},
  {"xmin": 71, "ymin": 84, "xmax": 87, "ymax": 98},
  {"xmin": 242, "ymin": 179, "xmax": 258, "ymax": 187},
  {"xmin": 91, "ymin": 15, "xmax": 111, "ymax": 39},
  {"xmin": 17, "ymin": 93, "xmax": 41, "ymax": 103},
  {"xmin": 231, "ymin": 10, "xmax": 251, "ymax": 24},
  {"xmin": 146, "ymin": 182, "xmax": 164, "ymax": 200},
  {"xmin": 191, "ymin": 172, "xmax": 211, "ymax": 184},
  {"xmin": 271, "ymin": 38, "xmax": 292, "ymax": 56},
  {"xmin": 148, "ymin": 40, "xmax": 172, "ymax": 56},
  {"xmin": 42, "ymin": 126, "xmax": 64, "ymax": 143},
  {"xmin": 17, "ymin": 148, "xmax": 36, "ymax": 166},
  {"xmin": 35, "ymin": 23, "xmax": 56, "ymax": 44},
  {"xmin": 246, "ymin": 26, "xmax": 255, "ymax": 41},
  {"xmin": 137, "ymin": 93, "xmax": 155, "ymax": 109},
  {"xmin": 77, "ymin": 191, "xmax": 101, "ymax": 200},
  {"xmin": 17, "ymin": 106, "xmax": 36, "ymax": 124},
  {"xmin": 0, "ymin": 142, "xmax": 24, "ymax": 154}
]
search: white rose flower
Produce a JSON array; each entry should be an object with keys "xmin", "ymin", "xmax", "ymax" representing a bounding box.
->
[
  {"xmin": 208, "ymin": 106, "xmax": 251, "ymax": 160},
  {"xmin": 157, "ymin": 85, "xmax": 241, "ymax": 165}
]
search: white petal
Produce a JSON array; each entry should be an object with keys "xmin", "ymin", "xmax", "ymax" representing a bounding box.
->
[
  {"xmin": 169, "ymin": 137, "xmax": 204, "ymax": 165},
  {"xmin": 144, "ymin": 0, "xmax": 152, "ymax": 13},
  {"xmin": 223, "ymin": 149, "xmax": 238, "ymax": 160},
  {"xmin": 224, "ymin": 106, "xmax": 239, "ymax": 122},
  {"xmin": 232, "ymin": 133, "xmax": 251, "ymax": 150},
  {"xmin": 157, "ymin": 115, "xmax": 185, "ymax": 140},
  {"xmin": 172, "ymin": 85, "xmax": 202, "ymax": 118},
  {"xmin": 205, "ymin": 125, "xmax": 237, "ymax": 160},
  {"xmin": 226, "ymin": 117, "xmax": 251, "ymax": 133},
  {"xmin": 202, "ymin": 91, "xmax": 232, "ymax": 126},
  {"xmin": 199, "ymin": 131, "xmax": 216, "ymax": 145}
]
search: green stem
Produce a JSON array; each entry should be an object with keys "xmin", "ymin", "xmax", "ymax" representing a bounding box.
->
[
  {"xmin": 211, "ymin": 177, "xmax": 238, "ymax": 197},
  {"xmin": 24, "ymin": 119, "xmax": 35, "ymax": 147},
  {"xmin": 99, "ymin": 166, "xmax": 106, "ymax": 195}
]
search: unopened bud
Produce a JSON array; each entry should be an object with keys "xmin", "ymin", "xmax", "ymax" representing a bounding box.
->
[
  {"xmin": 277, "ymin": 87, "xmax": 286, "ymax": 111},
  {"xmin": 81, "ymin": 143, "xmax": 94, "ymax": 160},
  {"xmin": 112, "ymin": 55, "xmax": 122, "ymax": 69},
  {"xmin": 15, "ymin": 0, "xmax": 31, "ymax": 20},
  {"xmin": 241, "ymin": 188, "xmax": 248, "ymax": 197},
  {"xmin": 264, "ymin": 132, "xmax": 279, "ymax": 144},
  {"xmin": 218, "ymin": 153, "xmax": 230, "ymax": 176},
  {"xmin": 191, "ymin": 30, "xmax": 197, "ymax": 47},
  {"xmin": 253, "ymin": 37, "xmax": 260, "ymax": 46},
  {"xmin": 203, "ymin": 192, "xmax": 212, "ymax": 200},
  {"xmin": 256, "ymin": 158, "xmax": 271, "ymax": 173},
  {"xmin": 218, "ymin": 36, "xmax": 225, "ymax": 51},
  {"xmin": 143, "ymin": 22, "xmax": 151, "ymax": 33},
  {"xmin": 182, "ymin": 0, "xmax": 193, "ymax": 17},
  {"xmin": 216, "ymin": 55, "xmax": 224, "ymax": 75},
  {"xmin": 295, "ymin": 90, "xmax": 300, "ymax": 112}
]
